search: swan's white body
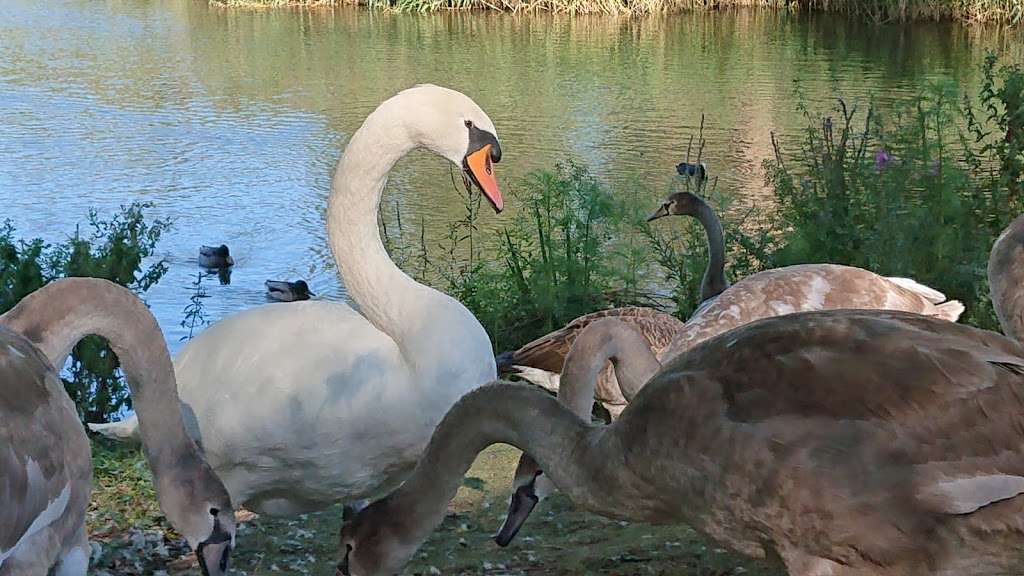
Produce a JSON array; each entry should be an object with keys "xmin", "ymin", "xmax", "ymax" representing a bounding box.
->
[
  {"xmin": 93, "ymin": 86, "xmax": 501, "ymax": 516},
  {"xmin": 175, "ymin": 298, "xmax": 494, "ymax": 515}
]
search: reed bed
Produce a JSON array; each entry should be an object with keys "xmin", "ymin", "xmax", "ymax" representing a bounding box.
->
[{"xmin": 212, "ymin": 0, "xmax": 1023, "ymax": 24}]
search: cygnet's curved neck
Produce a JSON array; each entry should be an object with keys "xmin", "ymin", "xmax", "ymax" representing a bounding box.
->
[
  {"xmin": 559, "ymin": 318, "xmax": 661, "ymax": 416},
  {"xmin": 375, "ymin": 384, "xmax": 633, "ymax": 549},
  {"xmin": 0, "ymin": 278, "xmax": 224, "ymax": 513},
  {"xmin": 692, "ymin": 199, "xmax": 728, "ymax": 303},
  {"xmin": 990, "ymin": 214, "xmax": 1024, "ymax": 341}
]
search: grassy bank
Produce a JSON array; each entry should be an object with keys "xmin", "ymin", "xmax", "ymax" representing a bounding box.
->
[
  {"xmin": 211, "ymin": 0, "xmax": 1024, "ymax": 24},
  {"xmin": 90, "ymin": 441, "xmax": 783, "ymax": 575}
]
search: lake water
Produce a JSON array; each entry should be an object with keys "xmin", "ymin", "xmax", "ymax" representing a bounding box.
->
[{"xmin": 1, "ymin": 0, "xmax": 1019, "ymax": 353}]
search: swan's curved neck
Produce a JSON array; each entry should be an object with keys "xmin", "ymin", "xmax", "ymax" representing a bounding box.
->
[
  {"xmin": 376, "ymin": 384, "xmax": 633, "ymax": 548},
  {"xmin": 693, "ymin": 200, "xmax": 728, "ymax": 303},
  {"xmin": 328, "ymin": 103, "xmax": 492, "ymax": 379},
  {"xmin": 560, "ymin": 318, "xmax": 661, "ymax": 415},
  {"xmin": 329, "ymin": 108, "xmax": 424, "ymax": 342},
  {"xmin": 990, "ymin": 215, "xmax": 1024, "ymax": 341},
  {"xmin": 0, "ymin": 278, "xmax": 222, "ymax": 510}
]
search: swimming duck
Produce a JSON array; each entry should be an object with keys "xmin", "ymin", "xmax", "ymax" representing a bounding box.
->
[
  {"xmin": 676, "ymin": 161, "xmax": 708, "ymax": 187},
  {"xmin": 265, "ymin": 280, "xmax": 314, "ymax": 302},
  {"xmin": 199, "ymin": 245, "xmax": 233, "ymax": 268}
]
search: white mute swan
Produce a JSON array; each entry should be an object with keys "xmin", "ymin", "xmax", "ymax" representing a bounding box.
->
[
  {"xmin": 92, "ymin": 85, "xmax": 504, "ymax": 516},
  {"xmin": 0, "ymin": 278, "xmax": 234, "ymax": 576},
  {"xmin": 338, "ymin": 214, "xmax": 1024, "ymax": 576}
]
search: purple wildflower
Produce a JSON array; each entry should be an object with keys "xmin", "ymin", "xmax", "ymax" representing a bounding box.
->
[{"xmin": 874, "ymin": 149, "xmax": 891, "ymax": 172}]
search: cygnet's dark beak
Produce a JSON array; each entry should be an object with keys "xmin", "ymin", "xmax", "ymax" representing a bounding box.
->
[
  {"xmin": 647, "ymin": 203, "xmax": 671, "ymax": 222},
  {"xmin": 494, "ymin": 481, "xmax": 539, "ymax": 547},
  {"xmin": 337, "ymin": 544, "xmax": 352, "ymax": 576}
]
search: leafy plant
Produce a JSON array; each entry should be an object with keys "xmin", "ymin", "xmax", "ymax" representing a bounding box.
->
[
  {"xmin": 0, "ymin": 202, "xmax": 171, "ymax": 423},
  {"xmin": 468, "ymin": 162, "xmax": 652, "ymax": 351},
  {"xmin": 180, "ymin": 272, "xmax": 210, "ymax": 342},
  {"xmin": 763, "ymin": 54, "xmax": 1024, "ymax": 330}
]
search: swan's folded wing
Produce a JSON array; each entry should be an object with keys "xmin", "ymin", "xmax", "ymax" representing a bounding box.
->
[
  {"xmin": 661, "ymin": 309, "xmax": 1024, "ymax": 424},
  {"xmin": 0, "ymin": 334, "xmax": 76, "ymax": 566},
  {"xmin": 616, "ymin": 310, "xmax": 1024, "ymax": 564},
  {"xmin": 916, "ymin": 474, "xmax": 1024, "ymax": 515},
  {"xmin": 0, "ymin": 447, "xmax": 72, "ymax": 566},
  {"xmin": 500, "ymin": 307, "xmax": 681, "ymax": 373}
]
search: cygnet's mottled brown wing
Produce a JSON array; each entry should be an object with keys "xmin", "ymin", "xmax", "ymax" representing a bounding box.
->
[
  {"xmin": 0, "ymin": 327, "xmax": 89, "ymax": 566},
  {"xmin": 663, "ymin": 264, "xmax": 963, "ymax": 360},
  {"xmin": 990, "ymin": 217, "xmax": 1024, "ymax": 340},
  {"xmin": 621, "ymin": 310, "xmax": 1024, "ymax": 568},
  {"xmin": 498, "ymin": 307, "xmax": 683, "ymax": 374},
  {"xmin": 675, "ymin": 310, "xmax": 1021, "ymax": 423}
]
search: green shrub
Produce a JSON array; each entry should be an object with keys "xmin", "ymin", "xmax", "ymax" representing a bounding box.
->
[
  {"xmin": 0, "ymin": 203, "xmax": 171, "ymax": 423},
  {"xmin": 408, "ymin": 162, "xmax": 654, "ymax": 352},
  {"xmin": 763, "ymin": 54, "xmax": 1023, "ymax": 329}
]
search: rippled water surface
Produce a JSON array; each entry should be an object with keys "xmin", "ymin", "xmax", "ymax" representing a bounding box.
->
[{"xmin": 0, "ymin": 0, "xmax": 1018, "ymax": 351}]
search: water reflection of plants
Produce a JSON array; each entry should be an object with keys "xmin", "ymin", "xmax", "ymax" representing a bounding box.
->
[{"xmin": 214, "ymin": 0, "xmax": 1024, "ymax": 23}]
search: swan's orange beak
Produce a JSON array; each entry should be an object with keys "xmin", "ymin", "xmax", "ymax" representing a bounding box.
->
[{"xmin": 464, "ymin": 144, "xmax": 503, "ymax": 213}]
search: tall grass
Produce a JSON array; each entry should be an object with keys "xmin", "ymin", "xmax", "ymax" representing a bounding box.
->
[{"xmin": 213, "ymin": 0, "xmax": 1024, "ymax": 23}]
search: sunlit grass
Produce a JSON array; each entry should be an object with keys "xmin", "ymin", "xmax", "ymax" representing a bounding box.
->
[{"xmin": 87, "ymin": 439, "xmax": 164, "ymax": 538}]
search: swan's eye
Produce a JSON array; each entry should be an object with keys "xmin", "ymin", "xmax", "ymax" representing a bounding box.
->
[
  {"xmin": 464, "ymin": 120, "xmax": 474, "ymax": 128},
  {"xmin": 209, "ymin": 507, "xmax": 219, "ymax": 517}
]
